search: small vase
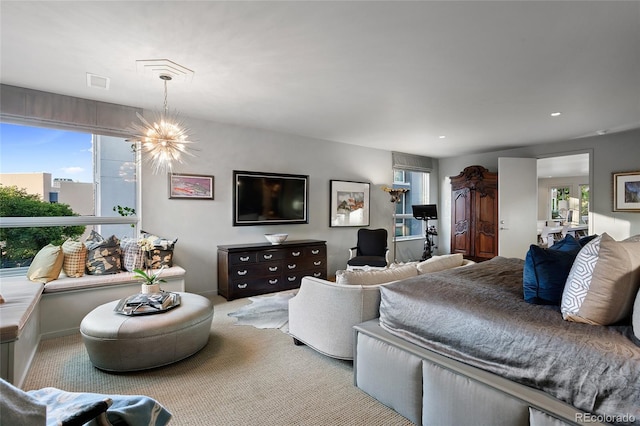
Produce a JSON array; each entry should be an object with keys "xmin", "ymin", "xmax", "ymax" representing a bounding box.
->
[{"xmin": 141, "ymin": 283, "xmax": 161, "ymax": 294}]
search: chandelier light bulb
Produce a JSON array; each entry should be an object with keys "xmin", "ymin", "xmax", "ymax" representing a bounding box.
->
[{"xmin": 126, "ymin": 74, "xmax": 195, "ymax": 174}]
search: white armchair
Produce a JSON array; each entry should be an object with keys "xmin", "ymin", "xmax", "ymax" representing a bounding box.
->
[
  {"xmin": 288, "ymin": 277, "xmax": 385, "ymax": 360},
  {"xmin": 288, "ymin": 254, "xmax": 476, "ymax": 360}
]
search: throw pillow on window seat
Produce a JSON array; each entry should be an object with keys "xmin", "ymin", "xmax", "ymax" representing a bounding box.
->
[
  {"xmin": 85, "ymin": 230, "xmax": 121, "ymax": 275},
  {"xmin": 61, "ymin": 239, "xmax": 86, "ymax": 278},
  {"xmin": 140, "ymin": 231, "xmax": 177, "ymax": 269},
  {"xmin": 120, "ymin": 238, "xmax": 145, "ymax": 272},
  {"xmin": 26, "ymin": 244, "xmax": 64, "ymax": 283}
]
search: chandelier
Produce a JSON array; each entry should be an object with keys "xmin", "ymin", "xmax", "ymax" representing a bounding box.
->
[{"xmin": 127, "ymin": 74, "xmax": 195, "ymax": 174}]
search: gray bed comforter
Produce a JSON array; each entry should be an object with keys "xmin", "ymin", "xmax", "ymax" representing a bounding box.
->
[{"xmin": 379, "ymin": 256, "xmax": 640, "ymax": 424}]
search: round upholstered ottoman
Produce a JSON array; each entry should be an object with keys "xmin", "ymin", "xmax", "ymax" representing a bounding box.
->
[{"xmin": 80, "ymin": 292, "xmax": 213, "ymax": 372}]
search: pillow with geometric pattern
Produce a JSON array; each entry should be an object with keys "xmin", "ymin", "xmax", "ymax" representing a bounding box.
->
[
  {"xmin": 560, "ymin": 235, "xmax": 602, "ymax": 320},
  {"xmin": 120, "ymin": 238, "xmax": 145, "ymax": 272},
  {"xmin": 61, "ymin": 239, "xmax": 86, "ymax": 278},
  {"xmin": 561, "ymin": 233, "xmax": 640, "ymax": 325},
  {"xmin": 85, "ymin": 230, "xmax": 121, "ymax": 275}
]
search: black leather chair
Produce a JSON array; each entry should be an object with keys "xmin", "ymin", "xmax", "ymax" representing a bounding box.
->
[{"xmin": 346, "ymin": 228, "xmax": 389, "ymax": 270}]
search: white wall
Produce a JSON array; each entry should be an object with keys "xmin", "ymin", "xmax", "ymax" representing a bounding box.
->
[
  {"xmin": 140, "ymin": 116, "xmax": 397, "ymax": 295},
  {"xmin": 438, "ymin": 129, "xmax": 640, "ymax": 253}
]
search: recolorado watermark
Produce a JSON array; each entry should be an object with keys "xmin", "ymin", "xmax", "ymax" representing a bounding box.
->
[{"xmin": 576, "ymin": 413, "xmax": 636, "ymax": 423}]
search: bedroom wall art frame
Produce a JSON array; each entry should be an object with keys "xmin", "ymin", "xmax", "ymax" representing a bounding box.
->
[
  {"xmin": 329, "ymin": 180, "xmax": 370, "ymax": 227},
  {"xmin": 168, "ymin": 173, "xmax": 214, "ymax": 200},
  {"xmin": 613, "ymin": 171, "xmax": 640, "ymax": 212}
]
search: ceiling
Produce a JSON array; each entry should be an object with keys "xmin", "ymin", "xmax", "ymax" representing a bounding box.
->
[{"xmin": 1, "ymin": 1, "xmax": 639, "ymax": 159}]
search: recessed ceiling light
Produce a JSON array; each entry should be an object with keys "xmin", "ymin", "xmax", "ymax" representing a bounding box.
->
[
  {"xmin": 550, "ymin": 112, "xmax": 562, "ymax": 117},
  {"xmin": 439, "ymin": 135, "xmax": 446, "ymax": 139},
  {"xmin": 596, "ymin": 130, "xmax": 608, "ymax": 135}
]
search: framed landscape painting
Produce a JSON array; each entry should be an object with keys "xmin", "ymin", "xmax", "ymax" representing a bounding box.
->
[
  {"xmin": 613, "ymin": 171, "xmax": 640, "ymax": 212},
  {"xmin": 169, "ymin": 173, "xmax": 214, "ymax": 200},
  {"xmin": 329, "ymin": 180, "xmax": 370, "ymax": 227}
]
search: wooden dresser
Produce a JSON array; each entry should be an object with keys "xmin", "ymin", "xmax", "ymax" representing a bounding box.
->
[
  {"xmin": 450, "ymin": 165, "xmax": 498, "ymax": 262},
  {"xmin": 217, "ymin": 239, "xmax": 327, "ymax": 300}
]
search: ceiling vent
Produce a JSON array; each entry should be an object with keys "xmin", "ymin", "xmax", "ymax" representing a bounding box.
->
[
  {"xmin": 136, "ymin": 59, "xmax": 194, "ymax": 82},
  {"xmin": 86, "ymin": 73, "xmax": 110, "ymax": 90}
]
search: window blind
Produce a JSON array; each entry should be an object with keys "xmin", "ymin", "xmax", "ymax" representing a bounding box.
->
[{"xmin": 392, "ymin": 151, "xmax": 433, "ymax": 172}]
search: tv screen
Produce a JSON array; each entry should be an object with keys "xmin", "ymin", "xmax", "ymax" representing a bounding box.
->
[{"xmin": 233, "ymin": 171, "xmax": 309, "ymax": 226}]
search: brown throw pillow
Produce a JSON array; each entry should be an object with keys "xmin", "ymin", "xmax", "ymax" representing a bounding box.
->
[{"xmin": 62, "ymin": 239, "xmax": 86, "ymax": 278}]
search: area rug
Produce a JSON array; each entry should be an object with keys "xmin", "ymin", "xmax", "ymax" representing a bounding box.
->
[{"xmin": 227, "ymin": 291, "xmax": 296, "ymax": 333}]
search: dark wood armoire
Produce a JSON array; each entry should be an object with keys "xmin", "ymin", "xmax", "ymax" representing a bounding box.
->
[{"xmin": 450, "ymin": 165, "xmax": 498, "ymax": 262}]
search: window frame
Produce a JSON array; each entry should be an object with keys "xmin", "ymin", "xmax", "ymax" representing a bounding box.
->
[{"xmin": 0, "ymin": 122, "xmax": 142, "ymax": 273}]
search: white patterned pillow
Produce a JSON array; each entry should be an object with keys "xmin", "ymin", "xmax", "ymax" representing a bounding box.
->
[
  {"xmin": 560, "ymin": 235, "xmax": 602, "ymax": 320},
  {"xmin": 121, "ymin": 238, "xmax": 145, "ymax": 272}
]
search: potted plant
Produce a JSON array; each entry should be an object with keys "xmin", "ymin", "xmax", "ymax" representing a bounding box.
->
[{"xmin": 133, "ymin": 265, "xmax": 166, "ymax": 294}]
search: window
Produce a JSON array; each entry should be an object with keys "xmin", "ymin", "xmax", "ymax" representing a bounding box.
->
[
  {"xmin": 392, "ymin": 169, "xmax": 430, "ymax": 239},
  {"xmin": 550, "ymin": 186, "xmax": 570, "ymax": 220},
  {"xmin": 0, "ymin": 123, "xmax": 139, "ymax": 270},
  {"xmin": 579, "ymin": 184, "xmax": 589, "ymax": 224}
]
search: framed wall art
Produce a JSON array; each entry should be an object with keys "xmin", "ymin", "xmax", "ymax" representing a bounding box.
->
[
  {"xmin": 613, "ymin": 171, "xmax": 640, "ymax": 212},
  {"xmin": 168, "ymin": 173, "xmax": 214, "ymax": 200},
  {"xmin": 329, "ymin": 180, "xmax": 370, "ymax": 227}
]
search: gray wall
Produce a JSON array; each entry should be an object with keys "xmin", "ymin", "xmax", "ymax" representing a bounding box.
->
[
  {"xmin": 438, "ymin": 128, "xmax": 640, "ymax": 253},
  {"xmin": 140, "ymin": 116, "xmax": 403, "ymax": 295}
]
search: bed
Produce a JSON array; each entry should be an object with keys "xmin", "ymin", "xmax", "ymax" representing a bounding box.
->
[{"xmin": 353, "ymin": 256, "xmax": 640, "ymax": 426}]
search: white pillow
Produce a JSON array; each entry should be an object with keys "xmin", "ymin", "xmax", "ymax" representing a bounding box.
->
[
  {"xmin": 336, "ymin": 264, "xmax": 418, "ymax": 285},
  {"xmin": 417, "ymin": 253, "xmax": 464, "ymax": 274},
  {"xmin": 560, "ymin": 235, "xmax": 602, "ymax": 320}
]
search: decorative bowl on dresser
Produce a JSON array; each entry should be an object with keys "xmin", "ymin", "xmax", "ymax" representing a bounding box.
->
[{"xmin": 217, "ymin": 239, "xmax": 327, "ymax": 300}]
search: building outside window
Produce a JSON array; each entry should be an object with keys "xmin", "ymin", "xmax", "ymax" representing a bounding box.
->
[
  {"xmin": 393, "ymin": 169, "xmax": 430, "ymax": 240},
  {"xmin": 0, "ymin": 122, "xmax": 138, "ymax": 270}
]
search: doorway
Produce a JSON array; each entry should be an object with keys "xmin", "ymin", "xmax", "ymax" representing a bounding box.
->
[{"xmin": 537, "ymin": 153, "xmax": 590, "ymax": 236}]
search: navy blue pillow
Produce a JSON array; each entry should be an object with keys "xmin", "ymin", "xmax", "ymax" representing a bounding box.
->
[
  {"xmin": 523, "ymin": 236, "xmax": 581, "ymax": 305},
  {"xmin": 578, "ymin": 234, "xmax": 598, "ymax": 247}
]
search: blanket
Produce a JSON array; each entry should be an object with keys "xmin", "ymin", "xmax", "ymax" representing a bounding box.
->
[{"xmin": 379, "ymin": 257, "xmax": 640, "ymax": 424}]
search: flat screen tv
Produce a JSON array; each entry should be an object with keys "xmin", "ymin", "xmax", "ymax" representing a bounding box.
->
[{"xmin": 233, "ymin": 171, "xmax": 309, "ymax": 226}]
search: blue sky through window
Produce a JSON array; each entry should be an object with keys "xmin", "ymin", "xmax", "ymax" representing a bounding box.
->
[{"xmin": 0, "ymin": 123, "xmax": 93, "ymax": 183}]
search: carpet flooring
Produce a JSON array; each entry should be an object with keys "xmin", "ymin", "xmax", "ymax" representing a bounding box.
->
[{"xmin": 23, "ymin": 294, "xmax": 413, "ymax": 426}]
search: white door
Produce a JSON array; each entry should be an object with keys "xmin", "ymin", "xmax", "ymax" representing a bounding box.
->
[{"xmin": 498, "ymin": 157, "xmax": 538, "ymax": 259}]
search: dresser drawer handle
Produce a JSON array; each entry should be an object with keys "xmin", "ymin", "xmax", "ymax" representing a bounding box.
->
[
  {"xmin": 239, "ymin": 256, "xmax": 250, "ymax": 262},
  {"xmin": 237, "ymin": 283, "xmax": 248, "ymax": 289},
  {"xmin": 311, "ymin": 249, "xmax": 320, "ymax": 255},
  {"xmin": 263, "ymin": 254, "xmax": 273, "ymax": 260},
  {"xmin": 313, "ymin": 272, "xmax": 322, "ymax": 277},
  {"xmin": 288, "ymin": 276, "xmax": 296, "ymax": 282},
  {"xmin": 288, "ymin": 264, "xmax": 296, "ymax": 269},
  {"xmin": 269, "ymin": 266, "xmax": 278, "ymax": 272},
  {"xmin": 237, "ymin": 270, "xmax": 248, "ymax": 276},
  {"xmin": 292, "ymin": 251, "xmax": 301, "ymax": 257},
  {"xmin": 314, "ymin": 261, "xmax": 322, "ymax": 266},
  {"xmin": 268, "ymin": 279, "xmax": 278, "ymax": 285}
]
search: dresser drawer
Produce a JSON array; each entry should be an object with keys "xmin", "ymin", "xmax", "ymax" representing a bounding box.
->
[
  {"xmin": 229, "ymin": 252, "xmax": 256, "ymax": 265},
  {"xmin": 229, "ymin": 278, "xmax": 283, "ymax": 297},
  {"xmin": 305, "ymin": 245, "xmax": 326, "ymax": 258},
  {"xmin": 283, "ymin": 257, "xmax": 325, "ymax": 272},
  {"xmin": 257, "ymin": 250, "xmax": 284, "ymax": 262},
  {"xmin": 229, "ymin": 262, "xmax": 281, "ymax": 278}
]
